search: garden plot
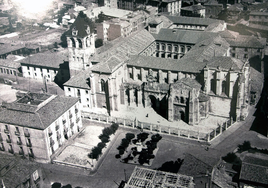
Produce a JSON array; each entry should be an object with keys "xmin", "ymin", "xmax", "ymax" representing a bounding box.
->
[
  {"xmin": 116, "ymin": 132, "xmax": 162, "ymax": 166},
  {"xmin": 55, "ymin": 125, "xmax": 105, "ymax": 169}
]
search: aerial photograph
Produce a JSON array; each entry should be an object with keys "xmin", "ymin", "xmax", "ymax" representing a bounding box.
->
[{"xmin": 0, "ymin": 0, "xmax": 268, "ymax": 187}]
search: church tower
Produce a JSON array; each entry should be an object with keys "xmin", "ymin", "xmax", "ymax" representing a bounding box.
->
[{"xmin": 66, "ymin": 12, "xmax": 95, "ymax": 76}]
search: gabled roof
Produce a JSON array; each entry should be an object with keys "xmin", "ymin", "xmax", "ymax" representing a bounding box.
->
[
  {"xmin": 239, "ymin": 154, "xmax": 268, "ymax": 185},
  {"xmin": 165, "ymin": 15, "xmax": 224, "ymax": 26},
  {"xmin": 20, "ymin": 50, "xmax": 68, "ymax": 69},
  {"xmin": 64, "ymin": 70, "xmax": 91, "ymax": 89},
  {"xmin": 172, "ymin": 78, "xmax": 202, "ymax": 90},
  {"xmin": 205, "ymin": 56, "xmax": 244, "ymax": 71},
  {"xmin": 154, "ymin": 29, "xmax": 218, "ymax": 44},
  {"xmin": 0, "ymin": 43, "xmax": 25, "ymax": 55},
  {"xmin": 179, "ymin": 153, "xmax": 214, "ymax": 176},
  {"xmin": 65, "ymin": 12, "xmax": 94, "ymax": 38},
  {"xmin": 0, "ymin": 93, "xmax": 78, "ymax": 130},
  {"xmin": 0, "ymin": 154, "xmax": 40, "ymax": 188},
  {"xmin": 91, "ymin": 29, "xmax": 155, "ymax": 73},
  {"xmin": 127, "ymin": 55, "xmax": 205, "ymax": 73},
  {"xmin": 224, "ymin": 35, "xmax": 264, "ymax": 48},
  {"xmin": 181, "ymin": 4, "xmax": 205, "ymax": 11}
]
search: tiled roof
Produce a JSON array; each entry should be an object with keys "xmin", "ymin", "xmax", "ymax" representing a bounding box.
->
[
  {"xmin": 206, "ymin": 56, "xmax": 244, "ymax": 71},
  {"xmin": 20, "ymin": 50, "xmax": 68, "ymax": 69},
  {"xmin": 224, "ymin": 35, "xmax": 264, "ymax": 48},
  {"xmin": 65, "ymin": 12, "xmax": 94, "ymax": 38},
  {"xmin": 219, "ymin": 30, "xmax": 238, "ymax": 39},
  {"xmin": 181, "ymin": 4, "xmax": 205, "ymax": 11},
  {"xmin": 180, "ymin": 35, "xmax": 230, "ymax": 64},
  {"xmin": 240, "ymin": 154, "xmax": 268, "ymax": 185},
  {"xmin": 179, "ymin": 153, "xmax": 213, "ymax": 176},
  {"xmin": 154, "ymin": 29, "xmax": 218, "ymax": 44},
  {"xmin": 91, "ymin": 29, "xmax": 155, "ymax": 73},
  {"xmin": 165, "ymin": 15, "xmax": 223, "ymax": 26},
  {"xmin": 249, "ymin": 11, "xmax": 268, "ymax": 16},
  {"xmin": 250, "ymin": 67, "xmax": 264, "ymax": 92},
  {"xmin": 0, "ymin": 43, "xmax": 25, "ymax": 55},
  {"xmin": 0, "ymin": 58, "xmax": 21, "ymax": 69},
  {"xmin": 64, "ymin": 70, "xmax": 91, "ymax": 89},
  {"xmin": 0, "ymin": 154, "xmax": 40, "ymax": 188},
  {"xmin": 127, "ymin": 55, "xmax": 205, "ymax": 73},
  {"xmin": 172, "ymin": 78, "xmax": 202, "ymax": 90},
  {"xmin": 0, "ymin": 93, "xmax": 78, "ymax": 130}
]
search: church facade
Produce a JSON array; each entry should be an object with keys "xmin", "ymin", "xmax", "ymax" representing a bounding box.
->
[{"xmin": 64, "ymin": 13, "xmax": 262, "ymax": 125}]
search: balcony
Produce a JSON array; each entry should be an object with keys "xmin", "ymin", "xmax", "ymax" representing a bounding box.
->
[
  {"xmin": 24, "ymin": 132, "xmax": 30, "ymax": 137},
  {"xmin": 17, "ymin": 140, "xmax": 22, "ymax": 145},
  {"xmin": 26, "ymin": 142, "xmax": 32, "ymax": 147},
  {"xmin": 15, "ymin": 131, "xmax": 20, "ymax": 136},
  {"xmin": 4, "ymin": 129, "xmax": 9, "ymax": 134},
  {"xmin": 19, "ymin": 150, "xmax": 24, "ymax": 156},
  {"xmin": 57, "ymin": 134, "xmax": 61, "ymax": 140},
  {"xmin": 70, "ymin": 123, "xmax": 74, "ymax": 128},
  {"xmin": 0, "ymin": 146, "xmax": 5, "ymax": 151},
  {"xmin": 29, "ymin": 153, "xmax": 34, "ymax": 158},
  {"xmin": 50, "ymin": 140, "xmax": 55, "ymax": 147},
  {"xmin": 6, "ymin": 138, "xmax": 11, "ymax": 143}
]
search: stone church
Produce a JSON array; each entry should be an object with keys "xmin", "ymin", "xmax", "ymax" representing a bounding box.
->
[{"xmin": 64, "ymin": 12, "xmax": 262, "ymax": 125}]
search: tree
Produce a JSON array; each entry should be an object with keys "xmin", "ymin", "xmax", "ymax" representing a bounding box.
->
[
  {"xmin": 102, "ymin": 127, "xmax": 113, "ymax": 136},
  {"xmin": 238, "ymin": 141, "xmax": 251, "ymax": 152},
  {"xmin": 125, "ymin": 133, "xmax": 135, "ymax": 141},
  {"xmin": 95, "ymin": 38, "xmax": 103, "ymax": 48},
  {"xmin": 51, "ymin": 182, "xmax": 61, "ymax": 188},
  {"xmin": 100, "ymin": 136, "xmax": 109, "ymax": 143},
  {"xmin": 97, "ymin": 142, "xmax": 106, "ymax": 149},
  {"xmin": 111, "ymin": 123, "xmax": 119, "ymax": 133},
  {"xmin": 62, "ymin": 185, "xmax": 72, "ymax": 188}
]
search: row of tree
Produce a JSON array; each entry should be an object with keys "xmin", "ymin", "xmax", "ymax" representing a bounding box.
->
[{"xmin": 88, "ymin": 123, "xmax": 119, "ymax": 160}]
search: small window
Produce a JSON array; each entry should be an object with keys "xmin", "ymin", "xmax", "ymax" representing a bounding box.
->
[
  {"xmin": 245, "ymin": 48, "xmax": 248, "ymax": 52},
  {"xmin": 68, "ymin": 88, "xmax": 71, "ymax": 91}
]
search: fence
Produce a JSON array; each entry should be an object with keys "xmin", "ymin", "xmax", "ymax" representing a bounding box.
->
[{"xmin": 82, "ymin": 112, "xmax": 235, "ymax": 143}]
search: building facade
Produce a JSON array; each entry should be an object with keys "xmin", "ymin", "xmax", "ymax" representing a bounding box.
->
[
  {"xmin": 20, "ymin": 50, "xmax": 69, "ymax": 83},
  {"xmin": 0, "ymin": 92, "xmax": 82, "ymax": 163}
]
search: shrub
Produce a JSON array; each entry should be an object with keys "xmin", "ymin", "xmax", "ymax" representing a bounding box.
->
[
  {"xmin": 137, "ymin": 132, "xmax": 149, "ymax": 142},
  {"xmin": 120, "ymin": 138, "xmax": 130, "ymax": 148},
  {"xmin": 51, "ymin": 182, "xmax": 61, "ymax": 188},
  {"xmin": 222, "ymin": 152, "xmax": 240, "ymax": 164},
  {"xmin": 115, "ymin": 154, "xmax": 121, "ymax": 158},
  {"xmin": 119, "ymin": 148, "xmax": 125, "ymax": 155},
  {"xmin": 151, "ymin": 134, "xmax": 162, "ymax": 142},
  {"xmin": 238, "ymin": 141, "xmax": 251, "ymax": 152},
  {"xmin": 89, "ymin": 146, "xmax": 102, "ymax": 159},
  {"xmin": 126, "ymin": 133, "xmax": 135, "ymax": 141}
]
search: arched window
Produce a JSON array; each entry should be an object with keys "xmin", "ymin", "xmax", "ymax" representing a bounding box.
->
[
  {"xmin": 100, "ymin": 79, "xmax": 105, "ymax": 92},
  {"xmin": 210, "ymin": 79, "xmax": 215, "ymax": 94},
  {"xmin": 70, "ymin": 38, "xmax": 75, "ymax": 48},
  {"xmin": 78, "ymin": 39, "xmax": 83, "ymax": 48},
  {"xmin": 222, "ymin": 81, "xmax": 226, "ymax": 95}
]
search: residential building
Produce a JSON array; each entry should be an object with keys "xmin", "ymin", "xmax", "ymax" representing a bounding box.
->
[
  {"xmin": 123, "ymin": 166, "xmax": 195, "ymax": 188},
  {"xmin": 239, "ymin": 153, "xmax": 268, "ymax": 188},
  {"xmin": 249, "ymin": 11, "xmax": 268, "ymax": 26},
  {"xmin": 181, "ymin": 4, "xmax": 206, "ymax": 18},
  {"xmin": 0, "ymin": 92, "xmax": 82, "ymax": 163},
  {"xmin": 0, "ymin": 43, "xmax": 26, "ymax": 59},
  {"xmin": 117, "ymin": 0, "xmax": 181, "ymax": 15},
  {"xmin": 0, "ymin": 154, "xmax": 44, "ymax": 188},
  {"xmin": 0, "ymin": 55, "xmax": 24, "ymax": 77},
  {"xmin": 98, "ymin": 0, "xmax": 117, "ymax": 8},
  {"xmin": 20, "ymin": 50, "xmax": 69, "ymax": 83},
  {"xmin": 166, "ymin": 15, "xmax": 226, "ymax": 32},
  {"xmin": 203, "ymin": 0, "xmax": 223, "ymax": 18}
]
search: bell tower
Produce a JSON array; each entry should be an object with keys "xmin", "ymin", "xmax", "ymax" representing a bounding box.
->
[{"xmin": 66, "ymin": 12, "xmax": 95, "ymax": 76}]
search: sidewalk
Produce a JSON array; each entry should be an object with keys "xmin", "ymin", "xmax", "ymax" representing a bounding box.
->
[{"xmin": 210, "ymin": 105, "xmax": 256, "ymax": 148}]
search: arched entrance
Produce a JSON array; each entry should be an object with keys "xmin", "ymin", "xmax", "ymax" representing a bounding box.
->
[
  {"xmin": 149, "ymin": 95, "xmax": 158, "ymax": 110},
  {"xmin": 180, "ymin": 111, "xmax": 185, "ymax": 121}
]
